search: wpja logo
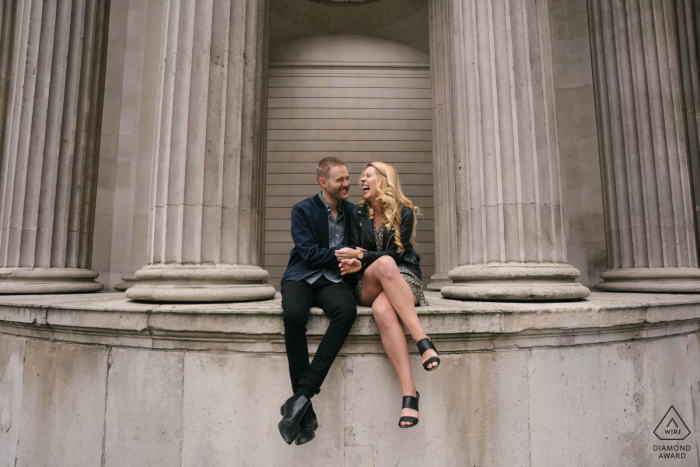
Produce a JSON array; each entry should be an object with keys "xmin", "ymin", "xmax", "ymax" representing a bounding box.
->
[{"xmin": 652, "ymin": 406, "xmax": 692, "ymax": 459}]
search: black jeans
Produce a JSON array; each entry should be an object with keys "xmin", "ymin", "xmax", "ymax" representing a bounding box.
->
[{"xmin": 281, "ymin": 276, "xmax": 357, "ymax": 397}]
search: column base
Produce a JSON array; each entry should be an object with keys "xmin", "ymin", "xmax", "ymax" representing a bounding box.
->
[
  {"xmin": 0, "ymin": 267, "xmax": 104, "ymax": 294},
  {"xmin": 442, "ymin": 263, "xmax": 590, "ymax": 301},
  {"xmin": 595, "ymin": 267, "xmax": 700, "ymax": 293},
  {"xmin": 125, "ymin": 264, "xmax": 277, "ymax": 302},
  {"xmin": 427, "ymin": 273, "xmax": 452, "ymax": 291},
  {"xmin": 114, "ymin": 273, "xmax": 139, "ymax": 291}
]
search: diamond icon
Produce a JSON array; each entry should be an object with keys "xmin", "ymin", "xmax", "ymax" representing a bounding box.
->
[{"xmin": 654, "ymin": 406, "xmax": 691, "ymax": 441}]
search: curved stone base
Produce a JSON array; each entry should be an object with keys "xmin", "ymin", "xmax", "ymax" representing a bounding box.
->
[
  {"xmin": 426, "ymin": 272, "xmax": 451, "ymax": 291},
  {"xmin": 442, "ymin": 262, "xmax": 591, "ymax": 300},
  {"xmin": 113, "ymin": 273, "xmax": 139, "ymax": 291},
  {"xmin": 126, "ymin": 264, "xmax": 277, "ymax": 302},
  {"xmin": 595, "ymin": 267, "xmax": 700, "ymax": 292},
  {"xmin": 0, "ymin": 267, "xmax": 104, "ymax": 294},
  {"xmin": 0, "ymin": 292, "xmax": 699, "ymax": 465}
]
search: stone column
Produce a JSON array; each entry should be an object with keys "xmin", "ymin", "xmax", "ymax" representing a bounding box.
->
[
  {"xmin": 0, "ymin": 0, "xmax": 109, "ymax": 293},
  {"xmin": 588, "ymin": 0, "xmax": 700, "ymax": 292},
  {"xmin": 125, "ymin": 0, "xmax": 276, "ymax": 302},
  {"xmin": 427, "ymin": 0, "xmax": 457, "ymax": 291},
  {"xmin": 441, "ymin": 0, "xmax": 590, "ymax": 301},
  {"xmin": 676, "ymin": 0, "xmax": 700, "ymax": 268}
]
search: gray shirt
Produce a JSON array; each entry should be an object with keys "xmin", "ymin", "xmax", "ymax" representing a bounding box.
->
[{"xmin": 304, "ymin": 191, "xmax": 344, "ymax": 284}]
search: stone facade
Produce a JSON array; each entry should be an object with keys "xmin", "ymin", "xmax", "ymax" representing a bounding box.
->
[
  {"xmin": 2, "ymin": 0, "xmax": 700, "ymax": 464},
  {"xmin": 1, "ymin": 292, "xmax": 700, "ymax": 465},
  {"xmin": 122, "ymin": 0, "xmax": 277, "ymax": 302},
  {"xmin": 441, "ymin": 0, "xmax": 590, "ymax": 300},
  {"xmin": 82, "ymin": 0, "xmax": 700, "ymax": 299},
  {"xmin": 588, "ymin": 0, "xmax": 700, "ymax": 292},
  {"xmin": 549, "ymin": 0, "xmax": 607, "ymax": 288},
  {"xmin": 0, "ymin": 0, "xmax": 109, "ymax": 293},
  {"xmin": 0, "ymin": 0, "xmax": 692, "ymax": 299},
  {"xmin": 95, "ymin": 0, "xmax": 164, "ymax": 292}
]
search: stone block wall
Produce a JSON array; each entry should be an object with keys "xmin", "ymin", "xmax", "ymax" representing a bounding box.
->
[
  {"xmin": 2, "ymin": 313, "xmax": 700, "ymax": 466},
  {"xmin": 548, "ymin": 0, "xmax": 607, "ymax": 287},
  {"xmin": 93, "ymin": 0, "xmax": 128, "ymax": 289},
  {"xmin": 94, "ymin": 0, "xmax": 164, "ymax": 290}
]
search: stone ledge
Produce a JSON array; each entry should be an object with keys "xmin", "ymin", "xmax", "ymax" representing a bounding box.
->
[{"xmin": 0, "ymin": 291, "xmax": 699, "ymax": 353}]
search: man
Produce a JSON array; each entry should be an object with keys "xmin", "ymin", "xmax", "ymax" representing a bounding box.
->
[{"xmin": 278, "ymin": 157, "xmax": 358, "ymax": 445}]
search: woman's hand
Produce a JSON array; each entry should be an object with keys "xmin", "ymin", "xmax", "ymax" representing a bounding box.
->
[
  {"xmin": 335, "ymin": 247, "xmax": 359, "ymax": 260},
  {"xmin": 339, "ymin": 259, "xmax": 362, "ymax": 275}
]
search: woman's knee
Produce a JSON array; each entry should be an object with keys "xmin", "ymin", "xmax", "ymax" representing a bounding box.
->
[
  {"xmin": 374, "ymin": 256, "xmax": 398, "ymax": 278},
  {"xmin": 372, "ymin": 300, "xmax": 395, "ymax": 329}
]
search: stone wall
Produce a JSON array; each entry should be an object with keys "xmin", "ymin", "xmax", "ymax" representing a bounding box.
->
[
  {"xmin": 94, "ymin": 0, "xmax": 164, "ymax": 290},
  {"xmin": 1, "ymin": 292, "xmax": 700, "ymax": 465},
  {"xmin": 549, "ymin": 0, "xmax": 607, "ymax": 287},
  {"xmin": 93, "ymin": 0, "xmax": 126, "ymax": 289},
  {"xmin": 268, "ymin": 0, "xmax": 430, "ymax": 54}
]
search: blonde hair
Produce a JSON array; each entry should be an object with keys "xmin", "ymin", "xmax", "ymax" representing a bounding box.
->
[
  {"xmin": 360, "ymin": 162, "xmax": 419, "ymax": 253},
  {"xmin": 316, "ymin": 157, "xmax": 345, "ymax": 181}
]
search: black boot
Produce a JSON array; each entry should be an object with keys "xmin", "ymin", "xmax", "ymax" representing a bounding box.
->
[
  {"xmin": 295, "ymin": 403, "xmax": 318, "ymax": 446},
  {"xmin": 278, "ymin": 393, "xmax": 311, "ymax": 445}
]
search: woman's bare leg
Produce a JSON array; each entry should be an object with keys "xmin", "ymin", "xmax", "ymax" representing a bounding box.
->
[
  {"xmin": 360, "ymin": 256, "xmax": 438, "ymax": 369},
  {"xmin": 372, "ymin": 292, "xmax": 418, "ymax": 426}
]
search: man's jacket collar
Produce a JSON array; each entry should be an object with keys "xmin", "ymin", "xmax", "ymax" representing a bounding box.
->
[{"xmin": 314, "ymin": 193, "xmax": 350, "ymax": 215}]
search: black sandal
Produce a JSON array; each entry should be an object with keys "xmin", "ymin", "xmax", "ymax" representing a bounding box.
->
[
  {"xmin": 398, "ymin": 391, "xmax": 419, "ymax": 428},
  {"xmin": 417, "ymin": 338, "xmax": 440, "ymax": 371}
]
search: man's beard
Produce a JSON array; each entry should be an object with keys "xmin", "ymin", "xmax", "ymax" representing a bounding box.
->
[{"xmin": 329, "ymin": 186, "xmax": 349, "ymax": 201}]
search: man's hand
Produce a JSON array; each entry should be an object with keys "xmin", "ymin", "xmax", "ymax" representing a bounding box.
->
[
  {"xmin": 335, "ymin": 247, "xmax": 360, "ymax": 260},
  {"xmin": 339, "ymin": 259, "xmax": 362, "ymax": 275}
]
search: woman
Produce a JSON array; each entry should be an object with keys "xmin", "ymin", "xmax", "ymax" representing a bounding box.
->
[{"xmin": 335, "ymin": 162, "xmax": 440, "ymax": 429}]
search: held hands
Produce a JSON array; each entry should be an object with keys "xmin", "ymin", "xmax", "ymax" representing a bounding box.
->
[
  {"xmin": 339, "ymin": 259, "xmax": 362, "ymax": 275},
  {"xmin": 336, "ymin": 247, "xmax": 365, "ymax": 275},
  {"xmin": 335, "ymin": 247, "xmax": 364, "ymax": 260}
]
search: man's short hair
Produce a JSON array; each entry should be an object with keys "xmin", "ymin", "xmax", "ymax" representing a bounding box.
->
[{"xmin": 316, "ymin": 157, "xmax": 345, "ymax": 181}]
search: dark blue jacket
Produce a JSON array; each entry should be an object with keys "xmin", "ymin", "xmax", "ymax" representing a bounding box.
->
[{"xmin": 281, "ymin": 194, "xmax": 355, "ymax": 284}]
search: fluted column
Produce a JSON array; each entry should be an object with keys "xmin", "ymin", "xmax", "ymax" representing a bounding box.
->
[
  {"xmin": 427, "ymin": 0, "xmax": 457, "ymax": 291},
  {"xmin": 441, "ymin": 0, "xmax": 590, "ymax": 301},
  {"xmin": 588, "ymin": 0, "xmax": 700, "ymax": 292},
  {"xmin": 676, "ymin": 0, "xmax": 700, "ymax": 270},
  {"xmin": 0, "ymin": 0, "xmax": 109, "ymax": 293},
  {"xmin": 126, "ymin": 0, "xmax": 276, "ymax": 302}
]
